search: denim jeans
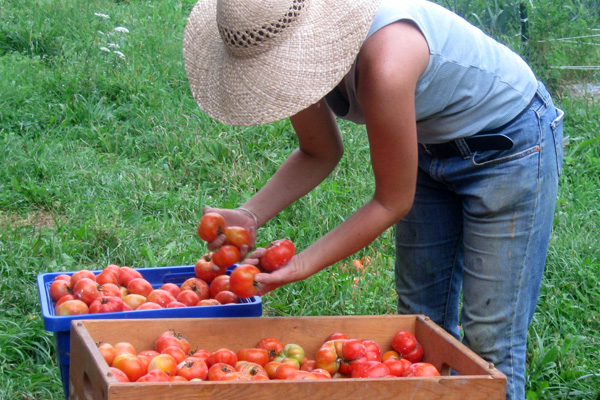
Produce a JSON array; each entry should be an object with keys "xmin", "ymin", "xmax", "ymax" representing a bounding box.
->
[{"xmin": 395, "ymin": 82, "xmax": 564, "ymax": 400}]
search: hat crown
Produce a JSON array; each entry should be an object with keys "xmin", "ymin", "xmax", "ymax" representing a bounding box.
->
[{"xmin": 216, "ymin": 0, "xmax": 307, "ymax": 58}]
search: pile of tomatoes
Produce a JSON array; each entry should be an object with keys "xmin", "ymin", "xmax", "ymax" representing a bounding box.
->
[
  {"xmin": 100, "ymin": 328, "xmax": 440, "ymax": 383},
  {"xmin": 48, "ymin": 261, "xmax": 254, "ymax": 316}
]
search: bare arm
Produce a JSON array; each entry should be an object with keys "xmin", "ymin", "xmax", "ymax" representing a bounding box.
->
[{"xmin": 255, "ymin": 21, "xmax": 430, "ymax": 292}]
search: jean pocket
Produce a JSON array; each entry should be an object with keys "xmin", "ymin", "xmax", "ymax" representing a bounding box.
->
[{"xmin": 551, "ymin": 108, "xmax": 565, "ymax": 176}]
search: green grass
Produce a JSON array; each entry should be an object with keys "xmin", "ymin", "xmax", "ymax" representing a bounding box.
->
[{"xmin": 0, "ymin": 0, "xmax": 599, "ymax": 399}]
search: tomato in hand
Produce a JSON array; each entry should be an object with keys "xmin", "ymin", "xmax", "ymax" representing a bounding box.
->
[
  {"xmin": 229, "ymin": 264, "xmax": 261, "ymax": 298},
  {"xmin": 259, "ymin": 239, "xmax": 295, "ymax": 272},
  {"xmin": 194, "ymin": 253, "xmax": 226, "ymax": 283},
  {"xmin": 212, "ymin": 244, "xmax": 241, "ymax": 269},
  {"xmin": 224, "ymin": 226, "xmax": 251, "ymax": 249},
  {"xmin": 198, "ymin": 212, "xmax": 226, "ymax": 242}
]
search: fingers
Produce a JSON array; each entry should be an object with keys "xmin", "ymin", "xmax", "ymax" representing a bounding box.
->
[{"xmin": 206, "ymin": 234, "xmax": 227, "ymax": 251}]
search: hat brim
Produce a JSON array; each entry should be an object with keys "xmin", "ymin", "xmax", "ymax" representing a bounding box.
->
[{"xmin": 183, "ymin": 0, "xmax": 381, "ymax": 126}]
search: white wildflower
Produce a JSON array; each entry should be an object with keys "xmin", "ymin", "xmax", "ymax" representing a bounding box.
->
[
  {"xmin": 107, "ymin": 43, "xmax": 120, "ymax": 49},
  {"xmin": 114, "ymin": 26, "xmax": 129, "ymax": 33},
  {"xmin": 100, "ymin": 47, "xmax": 110, "ymax": 52},
  {"xmin": 113, "ymin": 50, "xmax": 126, "ymax": 59},
  {"xmin": 94, "ymin": 12, "xmax": 110, "ymax": 19}
]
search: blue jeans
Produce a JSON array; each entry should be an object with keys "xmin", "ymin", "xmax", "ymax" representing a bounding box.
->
[{"xmin": 395, "ymin": 82, "xmax": 564, "ymax": 400}]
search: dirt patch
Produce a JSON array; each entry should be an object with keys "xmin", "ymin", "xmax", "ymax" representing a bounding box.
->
[{"xmin": 0, "ymin": 211, "xmax": 58, "ymax": 229}]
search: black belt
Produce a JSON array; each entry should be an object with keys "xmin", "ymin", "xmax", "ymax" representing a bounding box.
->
[{"xmin": 422, "ymin": 95, "xmax": 537, "ymax": 158}]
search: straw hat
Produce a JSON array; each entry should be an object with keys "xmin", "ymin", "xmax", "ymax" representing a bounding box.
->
[{"xmin": 183, "ymin": 0, "xmax": 382, "ymax": 126}]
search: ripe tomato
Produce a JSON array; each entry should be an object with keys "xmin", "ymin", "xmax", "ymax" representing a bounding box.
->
[
  {"xmin": 361, "ymin": 339, "xmax": 382, "ymax": 362},
  {"xmin": 138, "ymin": 350, "xmax": 160, "ymax": 362},
  {"xmin": 137, "ymin": 302, "xmax": 162, "ymax": 310},
  {"xmin": 404, "ymin": 362, "xmax": 440, "ymax": 377},
  {"xmin": 214, "ymin": 290, "xmax": 239, "ymax": 304},
  {"xmin": 224, "ymin": 226, "xmax": 251, "ymax": 248},
  {"xmin": 155, "ymin": 330, "xmax": 191, "ymax": 354},
  {"xmin": 112, "ymin": 354, "xmax": 146, "ymax": 382},
  {"xmin": 160, "ymin": 282, "xmax": 181, "ymax": 298},
  {"xmin": 70, "ymin": 269, "xmax": 96, "ymax": 287},
  {"xmin": 191, "ymin": 349, "xmax": 211, "ymax": 364},
  {"xmin": 264, "ymin": 361, "xmax": 282, "ymax": 379},
  {"xmin": 89, "ymin": 296, "xmax": 124, "ymax": 314},
  {"xmin": 198, "ymin": 212, "xmax": 226, "ymax": 242},
  {"xmin": 161, "ymin": 345, "xmax": 188, "ymax": 364},
  {"xmin": 126, "ymin": 278, "xmax": 153, "ymax": 297},
  {"xmin": 209, "ymin": 275, "xmax": 230, "ymax": 298},
  {"xmin": 72, "ymin": 278, "xmax": 101, "ymax": 305},
  {"xmin": 136, "ymin": 368, "xmax": 171, "ymax": 382},
  {"xmin": 55, "ymin": 299, "xmax": 89, "ymax": 315},
  {"xmin": 207, "ymin": 362, "xmax": 236, "ymax": 381},
  {"xmin": 109, "ymin": 366, "xmax": 130, "ymax": 382},
  {"xmin": 311, "ymin": 368, "xmax": 332, "ymax": 379},
  {"xmin": 208, "ymin": 348, "xmax": 238, "ymax": 367},
  {"xmin": 275, "ymin": 363, "xmax": 300, "ymax": 380},
  {"xmin": 96, "ymin": 269, "xmax": 119, "ymax": 285},
  {"xmin": 180, "ymin": 277, "xmax": 210, "ymax": 300},
  {"xmin": 53, "ymin": 274, "xmax": 72, "ymax": 283},
  {"xmin": 167, "ymin": 301, "xmax": 187, "ymax": 308},
  {"xmin": 260, "ymin": 239, "xmax": 295, "ymax": 272},
  {"xmin": 176, "ymin": 289, "xmax": 200, "ymax": 307},
  {"xmin": 177, "ymin": 357, "xmax": 208, "ymax": 381},
  {"xmin": 236, "ymin": 348, "xmax": 269, "ymax": 367},
  {"xmin": 300, "ymin": 358, "xmax": 317, "ymax": 372},
  {"xmin": 325, "ymin": 332, "xmax": 349, "ymax": 341},
  {"xmin": 148, "ymin": 353, "xmax": 178, "ymax": 377},
  {"xmin": 351, "ymin": 361, "xmax": 391, "ymax": 378},
  {"xmin": 98, "ymin": 342, "xmax": 116, "ymax": 366},
  {"xmin": 382, "ymin": 350, "xmax": 400, "ymax": 362},
  {"xmin": 256, "ymin": 337, "xmax": 284, "ymax": 361},
  {"xmin": 314, "ymin": 339, "xmax": 345, "ymax": 374},
  {"xmin": 194, "ymin": 253, "xmax": 226, "ymax": 283},
  {"xmin": 383, "ymin": 358, "xmax": 412, "ymax": 377},
  {"xmin": 197, "ymin": 299, "xmax": 220, "ymax": 306},
  {"xmin": 146, "ymin": 289, "xmax": 176, "ymax": 308},
  {"xmin": 236, "ymin": 361, "xmax": 269, "ymax": 380},
  {"xmin": 117, "ymin": 266, "xmax": 143, "ymax": 287},
  {"xmin": 98, "ymin": 283, "xmax": 121, "ymax": 298},
  {"xmin": 49, "ymin": 280, "xmax": 72, "ymax": 302},
  {"xmin": 229, "ymin": 264, "xmax": 261, "ymax": 298},
  {"xmin": 391, "ymin": 330, "xmax": 423, "ymax": 363},
  {"xmin": 114, "ymin": 342, "xmax": 137, "ymax": 357},
  {"xmin": 212, "ymin": 244, "xmax": 240, "ymax": 269}
]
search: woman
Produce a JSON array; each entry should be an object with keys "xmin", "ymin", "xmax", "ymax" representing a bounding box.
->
[{"xmin": 183, "ymin": 0, "xmax": 564, "ymax": 398}]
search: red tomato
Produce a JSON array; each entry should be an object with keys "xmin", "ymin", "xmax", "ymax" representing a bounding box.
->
[
  {"xmin": 127, "ymin": 278, "xmax": 153, "ymax": 298},
  {"xmin": 256, "ymin": 337, "xmax": 284, "ymax": 361},
  {"xmin": 138, "ymin": 350, "xmax": 160, "ymax": 362},
  {"xmin": 53, "ymin": 274, "xmax": 72, "ymax": 282},
  {"xmin": 264, "ymin": 361, "xmax": 282, "ymax": 379},
  {"xmin": 208, "ymin": 348, "xmax": 238, "ymax": 367},
  {"xmin": 325, "ymin": 332, "xmax": 349, "ymax": 341},
  {"xmin": 49, "ymin": 279, "xmax": 72, "ymax": 302},
  {"xmin": 259, "ymin": 239, "xmax": 295, "ymax": 272},
  {"xmin": 72, "ymin": 278, "xmax": 101, "ymax": 305},
  {"xmin": 287, "ymin": 370, "xmax": 318, "ymax": 380},
  {"xmin": 112, "ymin": 354, "xmax": 146, "ymax": 382},
  {"xmin": 198, "ymin": 212, "xmax": 226, "ymax": 242},
  {"xmin": 224, "ymin": 226, "xmax": 251, "ymax": 248},
  {"xmin": 55, "ymin": 299, "xmax": 89, "ymax": 315},
  {"xmin": 351, "ymin": 361, "xmax": 391, "ymax": 378},
  {"xmin": 361, "ymin": 339, "xmax": 382, "ymax": 362},
  {"xmin": 275, "ymin": 363, "xmax": 299, "ymax": 380},
  {"xmin": 314, "ymin": 339, "xmax": 345, "ymax": 375},
  {"xmin": 176, "ymin": 289, "xmax": 200, "ymax": 307},
  {"xmin": 148, "ymin": 353, "xmax": 178, "ymax": 377},
  {"xmin": 180, "ymin": 277, "xmax": 210, "ymax": 300},
  {"xmin": 137, "ymin": 302, "xmax": 162, "ymax": 310},
  {"xmin": 70, "ymin": 270, "xmax": 96, "ymax": 287},
  {"xmin": 96, "ymin": 269, "xmax": 119, "ymax": 285},
  {"xmin": 209, "ymin": 275, "xmax": 231, "ymax": 298},
  {"xmin": 167, "ymin": 301, "xmax": 187, "ymax": 308},
  {"xmin": 212, "ymin": 244, "xmax": 240, "ymax": 269},
  {"xmin": 300, "ymin": 358, "xmax": 317, "ymax": 372},
  {"xmin": 177, "ymin": 357, "xmax": 208, "ymax": 381},
  {"xmin": 136, "ymin": 368, "xmax": 171, "ymax": 382},
  {"xmin": 229, "ymin": 264, "xmax": 261, "ymax": 298},
  {"xmin": 197, "ymin": 299, "xmax": 220, "ymax": 306},
  {"xmin": 161, "ymin": 345, "xmax": 187, "ymax": 364},
  {"xmin": 155, "ymin": 330, "xmax": 191, "ymax": 354},
  {"xmin": 312, "ymin": 368, "xmax": 332, "ymax": 379},
  {"xmin": 110, "ymin": 366, "xmax": 130, "ymax": 382},
  {"xmin": 98, "ymin": 342, "xmax": 116, "ymax": 366},
  {"xmin": 236, "ymin": 348, "xmax": 269, "ymax": 367},
  {"xmin": 404, "ymin": 362, "xmax": 440, "ymax": 377},
  {"xmin": 160, "ymin": 283, "xmax": 181, "ymax": 298},
  {"xmin": 214, "ymin": 290, "xmax": 239, "ymax": 304},
  {"xmin": 391, "ymin": 330, "xmax": 424, "ymax": 363},
  {"xmin": 194, "ymin": 253, "xmax": 226, "ymax": 283},
  {"xmin": 146, "ymin": 289, "xmax": 176, "ymax": 308},
  {"xmin": 98, "ymin": 283, "xmax": 121, "ymax": 298},
  {"xmin": 191, "ymin": 349, "xmax": 211, "ymax": 364},
  {"xmin": 384, "ymin": 358, "xmax": 412, "ymax": 377},
  {"xmin": 207, "ymin": 362, "xmax": 236, "ymax": 381},
  {"xmin": 236, "ymin": 361, "xmax": 269, "ymax": 380},
  {"xmin": 89, "ymin": 296, "xmax": 124, "ymax": 314},
  {"xmin": 117, "ymin": 266, "xmax": 143, "ymax": 287}
]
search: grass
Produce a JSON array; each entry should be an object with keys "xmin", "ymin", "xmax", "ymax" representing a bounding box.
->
[{"xmin": 0, "ymin": 0, "xmax": 598, "ymax": 399}]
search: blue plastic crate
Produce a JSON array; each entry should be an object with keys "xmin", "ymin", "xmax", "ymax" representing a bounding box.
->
[{"xmin": 37, "ymin": 265, "xmax": 262, "ymax": 399}]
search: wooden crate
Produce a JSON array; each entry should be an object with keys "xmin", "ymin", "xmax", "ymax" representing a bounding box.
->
[{"xmin": 69, "ymin": 315, "xmax": 506, "ymax": 400}]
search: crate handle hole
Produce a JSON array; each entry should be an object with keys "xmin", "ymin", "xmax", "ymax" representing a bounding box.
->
[{"xmin": 82, "ymin": 371, "xmax": 93, "ymax": 399}]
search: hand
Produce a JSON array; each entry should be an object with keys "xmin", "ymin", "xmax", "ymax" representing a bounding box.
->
[
  {"xmin": 201, "ymin": 206, "xmax": 258, "ymax": 259},
  {"xmin": 253, "ymin": 255, "xmax": 311, "ymax": 295}
]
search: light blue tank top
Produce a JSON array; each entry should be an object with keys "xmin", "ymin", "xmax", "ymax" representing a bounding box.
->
[{"xmin": 325, "ymin": 0, "xmax": 538, "ymax": 143}]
